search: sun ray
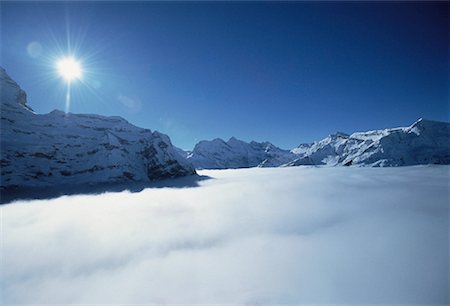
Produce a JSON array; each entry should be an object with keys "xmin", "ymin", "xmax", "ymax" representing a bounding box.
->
[{"xmin": 65, "ymin": 82, "xmax": 71, "ymax": 114}]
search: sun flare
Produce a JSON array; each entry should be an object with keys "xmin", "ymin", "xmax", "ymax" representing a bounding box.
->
[{"xmin": 56, "ymin": 57, "xmax": 82, "ymax": 82}]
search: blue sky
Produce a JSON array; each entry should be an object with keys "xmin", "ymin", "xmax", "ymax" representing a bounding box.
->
[{"xmin": 1, "ymin": 1, "xmax": 448, "ymax": 149}]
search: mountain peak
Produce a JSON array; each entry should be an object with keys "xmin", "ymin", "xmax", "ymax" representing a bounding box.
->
[
  {"xmin": 0, "ymin": 67, "xmax": 33, "ymax": 112},
  {"xmin": 407, "ymin": 118, "xmax": 450, "ymax": 134},
  {"xmin": 410, "ymin": 117, "xmax": 442, "ymax": 127},
  {"xmin": 212, "ymin": 138, "xmax": 227, "ymax": 144},
  {"xmin": 327, "ymin": 131, "xmax": 349, "ymax": 140},
  {"xmin": 228, "ymin": 137, "xmax": 249, "ymax": 146}
]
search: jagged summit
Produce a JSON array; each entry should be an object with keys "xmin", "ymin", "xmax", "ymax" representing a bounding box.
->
[{"xmin": 1, "ymin": 67, "xmax": 195, "ymax": 202}]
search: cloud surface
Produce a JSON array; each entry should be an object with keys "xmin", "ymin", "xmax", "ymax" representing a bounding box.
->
[{"xmin": 2, "ymin": 166, "xmax": 449, "ymax": 304}]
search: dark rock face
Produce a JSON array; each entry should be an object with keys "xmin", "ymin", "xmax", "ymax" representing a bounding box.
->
[{"xmin": 0, "ymin": 67, "xmax": 196, "ymax": 202}]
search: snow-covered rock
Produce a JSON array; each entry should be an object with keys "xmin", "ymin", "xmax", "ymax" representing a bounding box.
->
[
  {"xmin": 187, "ymin": 119, "xmax": 450, "ymax": 169},
  {"xmin": 186, "ymin": 137, "xmax": 295, "ymax": 169},
  {"xmin": 0, "ymin": 68, "xmax": 195, "ymax": 197},
  {"xmin": 286, "ymin": 119, "xmax": 450, "ymax": 167}
]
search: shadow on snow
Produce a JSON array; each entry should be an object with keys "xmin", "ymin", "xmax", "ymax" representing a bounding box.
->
[{"xmin": 0, "ymin": 174, "xmax": 211, "ymax": 205}]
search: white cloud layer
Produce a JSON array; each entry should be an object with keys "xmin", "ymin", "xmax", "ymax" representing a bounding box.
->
[{"xmin": 2, "ymin": 166, "xmax": 449, "ymax": 304}]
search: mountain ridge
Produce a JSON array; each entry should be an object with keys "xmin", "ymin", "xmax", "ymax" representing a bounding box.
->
[
  {"xmin": 184, "ymin": 117, "xmax": 450, "ymax": 169},
  {"xmin": 1, "ymin": 67, "xmax": 196, "ymax": 202},
  {"xmin": 2, "ymin": 66, "xmax": 449, "ymax": 201}
]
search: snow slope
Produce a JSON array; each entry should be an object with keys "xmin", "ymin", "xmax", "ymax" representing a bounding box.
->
[
  {"xmin": 287, "ymin": 119, "xmax": 450, "ymax": 167},
  {"xmin": 3, "ymin": 166, "xmax": 448, "ymax": 304},
  {"xmin": 187, "ymin": 137, "xmax": 295, "ymax": 169},
  {"xmin": 0, "ymin": 67, "xmax": 195, "ymax": 199}
]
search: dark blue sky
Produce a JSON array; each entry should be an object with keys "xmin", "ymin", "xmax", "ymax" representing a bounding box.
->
[{"xmin": 1, "ymin": 1, "xmax": 448, "ymax": 149}]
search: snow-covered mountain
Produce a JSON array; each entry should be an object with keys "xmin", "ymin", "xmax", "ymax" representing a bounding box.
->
[
  {"xmin": 286, "ymin": 119, "xmax": 450, "ymax": 167},
  {"xmin": 2, "ymin": 66, "xmax": 448, "ymax": 201},
  {"xmin": 185, "ymin": 120, "xmax": 450, "ymax": 169},
  {"xmin": 0, "ymin": 68, "xmax": 195, "ymax": 198},
  {"xmin": 186, "ymin": 137, "xmax": 295, "ymax": 169}
]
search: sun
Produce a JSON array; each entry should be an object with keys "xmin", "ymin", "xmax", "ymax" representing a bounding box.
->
[{"xmin": 56, "ymin": 57, "xmax": 82, "ymax": 82}]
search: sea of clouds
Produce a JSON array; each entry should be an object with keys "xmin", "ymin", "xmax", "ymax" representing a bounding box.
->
[{"xmin": 2, "ymin": 166, "xmax": 449, "ymax": 304}]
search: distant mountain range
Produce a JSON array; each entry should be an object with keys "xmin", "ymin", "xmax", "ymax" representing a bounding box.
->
[
  {"xmin": 183, "ymin": 119, "xmax": 450, "ymax": 169},
  {"xmin": 184, "ymin": 137, "xmax": 295, "ymax": 169},
  {"xmin": 1, "ymin": 66, "xmax": 449, "ymax": 202}
]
